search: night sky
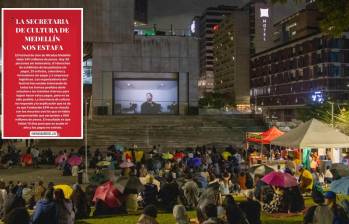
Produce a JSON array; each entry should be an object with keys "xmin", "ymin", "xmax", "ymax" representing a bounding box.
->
[{"xmin": 148, "ymin": 0, "xmax": 305, "ymax": 31}]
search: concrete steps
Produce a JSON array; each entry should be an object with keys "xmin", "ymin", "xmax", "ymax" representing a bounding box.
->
[{"xmin": 38, "ymin": 115, "xmax": 265, "ymax": 150}]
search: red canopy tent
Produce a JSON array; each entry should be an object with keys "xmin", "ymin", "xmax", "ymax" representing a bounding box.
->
[{"xmin": 247, "ymin": 127, "xmax": 284, "ymax": 144}]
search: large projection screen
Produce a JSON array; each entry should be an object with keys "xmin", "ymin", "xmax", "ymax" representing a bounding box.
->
[{"xmin": 114, "ymin": 79, "xmax": 178, "ymax": 115}]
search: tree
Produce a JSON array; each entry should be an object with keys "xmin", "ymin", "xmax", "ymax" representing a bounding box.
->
[
  {"xmin": 271, "ymin": 0, "xmax": 349, "ymax": 36},
  {"xmin": 198, "ymin": 92, "xmax": 235, "ymax": 109},
  {"xmin": 296, "ymin": 101, "xmax": 349, "ymax": 134}
]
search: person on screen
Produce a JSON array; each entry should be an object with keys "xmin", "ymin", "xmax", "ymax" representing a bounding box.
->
[{"xmin": 141, "ymin": 93, "xmax": 161, "ymax": 114}]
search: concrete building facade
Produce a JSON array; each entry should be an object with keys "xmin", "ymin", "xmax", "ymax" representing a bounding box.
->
[
  {"xmin": 211, "ymin": 0, "xmax": 272, "ymax": 110},
  {"xmin": 1, "ymin": 0, "xmax": 199, "ymax": 115},
  {"xmin": 251, "ymin": 33, "xmax": 349, "ymax": 121},
  {"xmin": 213, "ymin": 12, "xmax": 250, "ymax": 108}
]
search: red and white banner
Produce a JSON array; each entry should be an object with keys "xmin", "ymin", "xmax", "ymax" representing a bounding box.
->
[{"xmin": 2, "ymin": 8, "xmax": 83, "ymax": 139}]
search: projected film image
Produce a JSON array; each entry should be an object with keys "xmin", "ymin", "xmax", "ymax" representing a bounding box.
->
[{"xmin": 114, "ymin": 80, "xmax": 178, "ymax": 114}]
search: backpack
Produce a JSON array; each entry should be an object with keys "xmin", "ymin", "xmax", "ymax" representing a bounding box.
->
[{"xmin": 313, "ymin": 205, "xmax": 334, "ymax": 224}]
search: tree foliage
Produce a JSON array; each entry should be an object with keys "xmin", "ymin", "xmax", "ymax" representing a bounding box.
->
[
  {"xmin": 297, "ymin": 102, "xmax": 349, "ymax": 134},
  {"xmin": 271, "ymin": 0, "xmax": 349, "ymax": 36},
  {"xmin": 198, "ymin": 92, "xmax": 235, "ymax": 109}
]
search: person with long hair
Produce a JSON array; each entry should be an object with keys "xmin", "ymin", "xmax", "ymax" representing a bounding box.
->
[{"xmin": 54, "ymin": 189, "xmax": 74, "ymax": 224}]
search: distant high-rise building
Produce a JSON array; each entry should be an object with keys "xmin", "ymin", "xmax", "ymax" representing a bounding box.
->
[
  {"xmin": 213, "ymin": 11, "xmax": 250, "ymax": 109},
  {"xmin": 211, "ymin": 0, "xmax": 273, "ymax": 110},
  {"xmin": 197, "ymin": 5, "xmax": 238, "ymax": 94},
  {"xmin": 135, "ymin": 0, "xmax": 148, "ymax": 25}
]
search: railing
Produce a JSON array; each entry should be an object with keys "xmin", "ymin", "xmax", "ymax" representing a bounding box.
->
[
  {"xmin": 86, "ymin": 98, "xmax": 199, "ymax": 116},
  {"xmin": 134, "ymin": 25, "xmax": 193, "ymax": 37}
]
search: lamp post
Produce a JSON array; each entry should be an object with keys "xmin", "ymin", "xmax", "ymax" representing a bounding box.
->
[
  {"xmin": 84, "ymin": 97, "xmax": 89, "ymax": 183},
  {"xmin": 329, "ymin": 101, "xmax": 334, "ymax": 127}
]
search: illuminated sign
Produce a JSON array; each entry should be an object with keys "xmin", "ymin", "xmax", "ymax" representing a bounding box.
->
[
  {"xmin": 260, "ymin": 8, "xmax": 269, "ymax": 18},
  {"xmin": 260, "ymin": 8, "xmax": 269, "ymax": 41}
]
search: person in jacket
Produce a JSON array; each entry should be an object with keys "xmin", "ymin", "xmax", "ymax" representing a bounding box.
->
[
  {"xmin": 3, "ymin": 207, "xmax": 30, "ymax": 224},
  {"xmin": 159, "ymin": 175, "xmax": 180, "ymax": 212},
  {"xmin": 202, "ymin": 203, "xmax": 224, "ymax": 224},
  {"xmin": 223, "ymin": 195, "xmax": 243, "ymax": 224},
  {"xmin": 137, "ymin": 204, "xmax": 159, "ymax": 224},
  {"xmin": 182, "ymin": 174, "xmax": 199, "ymax": 209},
  {"xmin": 239, "ymin": 190, "xmax": 261, "ymax": 224},
  {"xmin": 173, "ymin": 204, "xmax": 190, "ymax": 224},
  {"xmin": 324, "ymin": 191, "xmax": 349, "ymax": 224},
  {"xmin": 3, "ymin": 186, "xmax": 25, "ymax": 218},
  {"xmin": 34, "ymin": 181, "xmax": 46, "ymax": 203},
  {"xmin": 0, "ymin": 181, "xmax": 8, "ymax": 218},
  {"xmin": 32, "ymin": 190, "xmax": 57, "ymax": 224},
  {"xmin": 54, "ymin": 188, "xmax": 75, "ymax": 224},
  {"xmin": 303, "ymin": 190, "xmax": 333, "ymax": 224},
  {"xmin": 71, "ymin": 184, "xmax": 90, "ymax": 219},
  {"xmin": 141, "ymin": 175, "xmax": 158, "ymax": 207}
]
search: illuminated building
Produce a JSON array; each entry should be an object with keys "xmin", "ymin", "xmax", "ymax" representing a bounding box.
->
[
  {"xmin": 212, "ymin": 0, "xmax": 272, "ymax": 110},
  {"xmin": 250, "ymin": 4, "xmax": 349, "ymax": 120},
  {"xmin": 196, "ymin": 5, "xmax": 238, "ymax": 94}
]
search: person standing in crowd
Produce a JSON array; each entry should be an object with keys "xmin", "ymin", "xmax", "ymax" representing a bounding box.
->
[
  {"xmin": 298, "ymin": 166, "xmax": 313, "ymax": 193},
  {"xmin": 238, "ymin": 172, "xmax": 247, "ymax": 191},
  {"xmin": 31, "ymin": 147, "xmax": 40, "ymax": 168},
  {"xmin": 3, "ymin": 207, "xmax": 30, "ymax": 224},
  {"xmin": 239, "ymin": 191, "xmax": 261, "ymax": 224},
  {"xmin": 32, "ymin": 190, "xmax": 57, "ymax": 224},
  {"xmin": 141, "ymin": 175, "xmax": 158, "ymax": 208},
  {"xmin": 71, "ymin": 184, "xmax": 90, "ymax": 219},
  {"xmin": 182, "ymin": 174, "xmax": 199, "ymax": 209},
  {"xmin": 4, "ymin": 186, "xmax": 25, "ymax": 218},
  {"xmin": 324, "ymin": 191, "xmax": 349, "ymax": 224},
  {"xmin": 173, "ymin": 205, "xmax": 190, "ymax": 224},
  {"xmin": 202, "ymin": 203, "xmax": 224, "ymax": 224},
  {"xmin": 223, "ymin": 195, "xmax": 244, "ymax": 224},
  {"xmin": 219, "ymin": 173, "xmax": 232, "ymax": 197},
  {"xmin": 54, "ymin": 189, "xmax": 74, "ymax": 224},
  {"xmin": 324, "ymin": 166, "xmax": 333, "ymax": 187},
  {"xmin": 303, "ymin": 190, "xmax": 333, "ymax": 224},
  {"xmin": 34, "ymin": 181, "xmax": 46, "ymax": 203},
  {"xmin": 159, "ymin": 175, "xmax": 180, "ymax": 212},
  {"xmin": 0, "ymin": 181, "xmax": 8, "ymax": 218},
  {"xmin": 137, "ymin": 204, "xmax": 159, "ymax": 224}
]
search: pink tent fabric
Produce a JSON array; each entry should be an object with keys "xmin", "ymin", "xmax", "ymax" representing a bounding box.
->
[{"xmin": 247, "ymin": 127, "xmax": 284, "ymax": 144}]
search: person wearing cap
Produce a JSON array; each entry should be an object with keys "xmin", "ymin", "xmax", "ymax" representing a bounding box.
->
[
  {"xmin": 324, "ymin": 191, "xmax": 349, "ymax": 224},
  {"xmin": 137, "ymin": 204, "xmax": 159, "ymax": 224},
  {"xmin": 239, "ymin": 190, "xmax": 261, "ymax": 224},
  {"xmin": 303, "ymin": 190, "xmax": 333, "ymax": 224}
]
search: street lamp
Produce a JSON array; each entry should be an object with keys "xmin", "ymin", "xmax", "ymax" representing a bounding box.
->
[
  {"xmin": 329, "ymin": 101, "xmax": 334, "ymax": 127},
  {"xmin": 84, "ymin": 97, "xmax": 89, "ymax": 183}
]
